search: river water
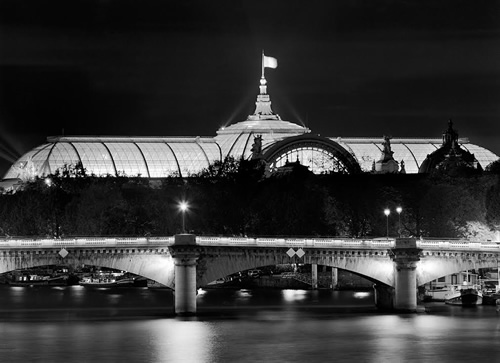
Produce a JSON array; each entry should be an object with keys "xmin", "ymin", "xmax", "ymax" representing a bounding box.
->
[{"xmin": 0, "ymin": 285, "xmax": 499, "ymax": 362}]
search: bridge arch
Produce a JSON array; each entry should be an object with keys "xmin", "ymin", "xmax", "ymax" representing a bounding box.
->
[
  {"xmin": 416, "ymin": 251, "xmax": 499, "ymax": 286},
  {"xmin": 196, "ymin": 247, "xmax": 394, "ymax": 287},
  {"xmin": 0, "ymin": 249, "xmax": 176, "ymax": 288}
]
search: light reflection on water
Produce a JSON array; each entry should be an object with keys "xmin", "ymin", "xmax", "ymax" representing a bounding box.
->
[{"xmin": 0, "ymin": 286, "xmax": 499, "ymax": 362}]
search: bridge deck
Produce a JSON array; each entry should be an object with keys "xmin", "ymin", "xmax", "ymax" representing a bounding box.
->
[{"xmin": 0, "ymin": 236, "xmax": 498, "ymax": 252}]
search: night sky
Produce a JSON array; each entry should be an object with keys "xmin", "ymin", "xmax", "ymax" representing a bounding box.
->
[{"xmin": 1, "ymin": 0, "xmax": 500, "ymax": 176}]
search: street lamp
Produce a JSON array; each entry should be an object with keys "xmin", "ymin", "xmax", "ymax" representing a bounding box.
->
[
  {"xmin": 396, "ymin": 206, "xmax": 402, "ymax": 237},
  {"xmin": 384, "ymin": 208, "xmax": 390, "ymax": 239},
  {"xmin": 179, "ymin": 201, "xmax": 189, "ymax": 233}
]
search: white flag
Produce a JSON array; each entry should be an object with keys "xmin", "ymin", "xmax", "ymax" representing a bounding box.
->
[{"xmin": 263, "ymin": 55, "xmax": 278, "ymax": 69}]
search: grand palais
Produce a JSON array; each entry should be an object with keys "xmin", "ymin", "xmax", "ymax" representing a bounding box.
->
[{"xmin": 1, "ymin": 71, "xmax": 498, "ymax": 186}]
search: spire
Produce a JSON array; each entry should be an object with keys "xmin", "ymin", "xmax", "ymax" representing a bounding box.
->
[{"xmin": 247, "ymin": 52, "xmax": 280, "ymax": 121}]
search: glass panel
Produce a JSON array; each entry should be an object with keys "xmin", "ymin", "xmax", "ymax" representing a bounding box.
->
[
  {"xmin": 3, "ymin": 144, "xmax": 51, "ymax": 179},
  {"xmin": 168, "ymin": 143, "xmax": 210, "ymax": 177},
  {"xmin": 72, "ymin": 143, "xmax": 116, "ymax": 176},
  {"xmin": 47, "ymin": 143, "xmax": 80, "ymax": 175},
  {"xmin": 198, "ymin": 143, "xmax": 221, "ymax": 164},
  {"xmin": 136, "ymin": 143, "xmax": 179, "ymax": 178},
  {"xmin": 338, "ymin": 143, "xmax": 381, "ymax": 172},
  {"xmin": 105, "ymin": 143, "xmax": 148, "ymax": 177},
  {"xmin": 461, "ymin": 144, "xmax": 500, "ymax": 169},
  {"xmin": 227, "ymin": 134, "xmax": 252, "ymax": 160}
]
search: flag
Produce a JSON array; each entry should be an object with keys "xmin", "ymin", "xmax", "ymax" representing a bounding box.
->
[{"xmin": 263, "ymin": 55, "xmax": 278, "ymax": 69}]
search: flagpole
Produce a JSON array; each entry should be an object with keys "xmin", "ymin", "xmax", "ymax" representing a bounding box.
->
[{"xmin": 261, "ymin": 50, "xmax": 265, "ymax": 78}]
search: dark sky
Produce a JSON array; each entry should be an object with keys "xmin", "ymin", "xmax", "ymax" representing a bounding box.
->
[{"xmin": 1, "ymin": 0, "xmax": 500, "ymax": 176}]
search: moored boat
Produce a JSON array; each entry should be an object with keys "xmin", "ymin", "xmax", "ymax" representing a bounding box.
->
[
  {"xmin": 444, "ymin": 284, "xmax": 483, "ymax": 306},
  {"xmin": 424, "ymin": 286, "xmax": 452, "ymax": 301},
  {"xmin": 482, "ymin": 292, "xmax": 500, "ymax": 305},
  {"xmin": 8, "ymin": 274, "xmax": 69, "ymax": 286},
  {"xmin": 79, "ymin": 274, "xmax": 147, "ymax": 288},
  {"xmin": 147, "ymin": 279, "xmax": 168, "ymax": 289},
  {"xmin": 79, "ymin": 276, "xmax": 117, "ymax": 287},
  {"xmin": 480, "ymin": 278, "xmax": 500, "ymax": 305}
]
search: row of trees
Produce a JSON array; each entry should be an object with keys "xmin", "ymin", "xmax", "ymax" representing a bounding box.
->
[{"xmin": 1, "ymin": 159, "xmax": 499, "ymax": 239}]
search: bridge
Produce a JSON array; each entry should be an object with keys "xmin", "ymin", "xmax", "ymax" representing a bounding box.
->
[{"xmin": 1, "ymin": 235, "xmax": 499, "ymax": 314}]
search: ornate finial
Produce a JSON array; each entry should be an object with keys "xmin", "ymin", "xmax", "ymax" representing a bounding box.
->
[{"xmin": 247, "ymin": 53, "xmax": 280, "ymax": 121}]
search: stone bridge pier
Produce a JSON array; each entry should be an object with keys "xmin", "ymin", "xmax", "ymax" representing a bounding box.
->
[
  {"xmin": 171, "ymin": 234, "xmax": 199, "ymax": 316},
  {"xmin": 389, "ymin": 238, "xmax": 422, "ymax": 312}
]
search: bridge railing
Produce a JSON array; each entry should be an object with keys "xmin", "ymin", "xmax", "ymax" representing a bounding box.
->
[
  {"xmin": 416, "ymin": 239, "xmax": 499, "ymax": 251},
  {"xmin": 0, "ymin": 236, "xmax": 498, "ymax": 251},
  {"xmin": 195, "ymin": 236, "xmax": 398, "ymax": 248},
  {"xmin": 0, "ymin": 236, "xmax": 175, "ymax": 249}
]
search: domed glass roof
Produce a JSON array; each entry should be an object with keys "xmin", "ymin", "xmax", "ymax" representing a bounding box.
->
[
  {"xmin": 2, "ymin": 74, "xmax": 498, "ymax": 182},
  {"xmin": 4, "ymin": 137, "xmax": 222, "ymax": 179}
]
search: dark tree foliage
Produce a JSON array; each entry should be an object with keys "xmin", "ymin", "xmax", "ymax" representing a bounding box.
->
[
  {"xmin": 485, "ymin": 159, "xmax": 500, "ymax": 174},
  {"xmin": 486, "ymin": 176, "xmax": 500, "ymax": 229},
  {"xmin": 0, "ymin": 162, "xmax": 499, "ymax": 239},
  {"xmin": 192, "ymin": 156, "xmax": 241, "ymax": 180}
]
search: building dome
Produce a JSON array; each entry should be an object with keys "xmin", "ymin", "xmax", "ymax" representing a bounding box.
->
[
  {"xmin": 215, "ymin": 75, "xmax": 309, "ymax": 161},
  {"xmin": 419, "ymin": 120, "xmax": 482, "ymax": 174}
]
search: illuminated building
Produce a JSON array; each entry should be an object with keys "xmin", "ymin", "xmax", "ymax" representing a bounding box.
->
[{"xmin": 2, "ymin": 61, "xmax": 498, "ymax": 185}]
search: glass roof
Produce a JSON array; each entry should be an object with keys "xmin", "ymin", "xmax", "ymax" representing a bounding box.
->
[
  {"xmin": 460, "ymin": 144, "xmax": 500, "ymax": 170},
  {"xmin": 332, "ymin": 138, "xmax": 497, "ymax": 174},
  {"xmin": 4, "ymin": 138, "xmax": 222, "ymax": 179},
  {"xmin": 3, "ymin": 135, "xmax": 499, "ymax": 180},
  {"xmin": 4, "ymin": 75, "xmax": 497, "ymax": 181}
]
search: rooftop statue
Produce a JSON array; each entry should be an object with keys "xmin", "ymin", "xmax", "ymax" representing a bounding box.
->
[
  {"xmin": 251, "ymin": 135, "xmax": 263, "ymax": 160},
  {"xmin": 381, "ymin": 135, "xmax": 395, "ymax": 162},
  {"xmin": 443, "ymin": 119, "xmax": 459, "ymax": 148},
  {"xmin": 374, "ymin": 135, "xmax": 399, "ymax": 173}
]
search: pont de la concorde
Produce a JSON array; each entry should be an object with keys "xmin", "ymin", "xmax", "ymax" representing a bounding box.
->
[{"xmin": 1, "ymin": 54, "xmax": 500, "ymax": 315}]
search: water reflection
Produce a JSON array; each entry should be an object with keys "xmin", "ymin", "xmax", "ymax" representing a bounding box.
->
[
  {"xmin": 353, "ymin": 291, "xmax": 370, "ymax": 299},
  {"xmin": 154, "ymin": 320, "xmax": 215, "ymax": 362},
  {"xmin": 282, "ymin": 289, "xmax": 307, "ymax": 302},
  {"xmin": 1, "ymin": 286, "xmax": 500, "ymax": 362}
]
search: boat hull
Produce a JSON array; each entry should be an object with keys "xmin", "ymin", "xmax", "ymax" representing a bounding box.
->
[
  {"xmin": 80, "ymin": 281, "xmax": 117, "ymax": 288},
  {"xmin": 445, "ymin": 288, "xmax": 482, "ymax": 306},
  {"xmin": 482, "ymin": 293, "xmax": 500, "ymax": 305},
  {"xmin": 424, "ymin": 287, "xmax": 450, "ymax": 301}
]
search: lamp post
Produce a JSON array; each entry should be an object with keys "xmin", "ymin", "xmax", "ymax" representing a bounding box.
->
[
  {"xmin": 396, "ymin": 206, "xmax": 402, "ymax": 237},
  {"xmin": 384, "ymin": 208, "xmax": 390, "ymax": 239},
  {"xmin": 179, "ymin": 201, "xmax": 188, "ymax": 233}
]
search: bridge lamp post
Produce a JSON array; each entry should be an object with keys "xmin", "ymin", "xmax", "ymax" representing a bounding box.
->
[
  {"xmin": 384, "ymin": 208, "xmax": 390, "ymax": 239},
  {"xmin": 179, "ymin": 201, "xmax": 189, "ymax": 233},
  {"xmin": 396, "ymin": 206, "xmax": 402, "ymax": 237}
]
